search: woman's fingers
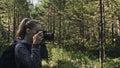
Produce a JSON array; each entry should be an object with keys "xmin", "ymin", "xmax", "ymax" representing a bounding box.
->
[{"xmin": 33, "ymin": 31, "xmax": 43, "ymax": 44}]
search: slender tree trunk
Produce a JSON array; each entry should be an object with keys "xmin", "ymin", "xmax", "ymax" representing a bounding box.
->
[
  {"xmin": 50, "ymin": 7, "xmax": 52, "ymax": 32},
  {"xmin": 7, "ymin": 10, "xmax": 10, "ymax": 42},
  {"xmin": 99, "ymin": 0, "xmax": 104, "ymax": 68},
  {"xmin": 53, "ymin": 1, "xmax": 55, "ymax": 44},
  {"xmin": 47, "ymin": 12, "xmax": 49, "ymax": 31},
  {"xmin": 103, "ymin": 0, "xmax": 106, "ymax": 60},
  {"xmin": 13, "ymin": 0, "xmax": 16, "ymax": 39},
  {"xmin": 112, "ymin": 23, "xmax": 114, "ymax": 45},
  {"xmin": 117, "ymin": 17, "xmax": 120, "ymax": 46},
  {"xmin": 58, "ymin": 1, "xmax": 62, "ymax": 45}
]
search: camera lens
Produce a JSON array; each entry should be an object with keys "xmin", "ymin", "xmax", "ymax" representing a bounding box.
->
[{"xmin": 44, "ymin": 33, "xmax": 54, "ymax": 41}]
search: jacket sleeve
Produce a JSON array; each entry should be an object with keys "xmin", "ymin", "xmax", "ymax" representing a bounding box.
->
[{"xmin": 15, "ymin": 44, "xmax": 41, "ymax": 68}]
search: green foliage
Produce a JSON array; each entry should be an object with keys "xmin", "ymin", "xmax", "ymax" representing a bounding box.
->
[
  {"xmin": 104, "ymin": 58, "xmax": 120, "ymax": 68},
  {"xmin": 34, "ymin": 0, "xmax": 120, "ymax": 67},
  {"xmin": 1, "ymin": 0, "xmax": 120, "ymax": 67},
  {"xmin": 0, "ymin": 40, "xmax": 9, "ymax": 57},
  {"xmin": 44, "ymin": 43, "xmax": 100, "ymax": 68},
  {"xmin": 51, "ymin": 48, "xmax": 70, "ymax": 62}
]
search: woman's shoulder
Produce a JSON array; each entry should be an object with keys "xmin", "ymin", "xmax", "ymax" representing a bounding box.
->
[
  {"xmin": 15, "ymin": 42, "xmax": 26, "ymax": 51},
  {"xmin": 15, "ymin": 40, "xmax": 31, "ymax": 50}
]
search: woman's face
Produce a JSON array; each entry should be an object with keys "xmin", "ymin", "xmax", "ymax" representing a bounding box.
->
[{"xmin": 26, "ymin": 24, "xmax": 41, "ymax": 41}]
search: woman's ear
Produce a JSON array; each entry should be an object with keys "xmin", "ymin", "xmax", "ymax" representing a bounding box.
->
[{"xmin": 26, "ymin": 28, "xmax": 31, "ymax": 34}]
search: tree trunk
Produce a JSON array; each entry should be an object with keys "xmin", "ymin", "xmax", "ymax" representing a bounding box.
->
[
  {"xmin": 99, "ymin": 0, "xmax": 104, "ymax": 68},
  {"xmin": 13, "ymin": 0, "xmax": 16, "ymax": 39},
  {"xmin": 116, "ymin": 17, "xmax": 120, "ymax": 46},
  {"xmin": 7, "ymin": 10, "xmax": 10, "ymax": 42}
]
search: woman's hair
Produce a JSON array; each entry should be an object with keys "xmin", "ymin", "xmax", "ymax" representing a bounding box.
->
[{"xmin": 16, "ymin": 18, "xmax": 39, "ymax": 40}]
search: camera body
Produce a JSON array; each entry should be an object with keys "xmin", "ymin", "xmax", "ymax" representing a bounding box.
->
[{"xmin": 36, "ymin": 30, "xmax": 54, "ymax": 41}]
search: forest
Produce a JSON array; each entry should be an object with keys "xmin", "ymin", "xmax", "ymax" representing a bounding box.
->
[{"xmin": 0, "ymin": 0, "xmax": 120, "ymax": 68}]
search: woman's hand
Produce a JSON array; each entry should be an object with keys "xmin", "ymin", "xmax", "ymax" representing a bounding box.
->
[{"xmin": 33, "ymin": 31, "xmax": 43, "ymax": 44}]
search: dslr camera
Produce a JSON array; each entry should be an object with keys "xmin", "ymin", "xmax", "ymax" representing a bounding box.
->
[
  {"xmin": 36, "ymin": 29, "xmax": 54, "ymax": 41},
  {"xmin": 36, "ymin": 29, "xmax": 54, "ymax": 59}
]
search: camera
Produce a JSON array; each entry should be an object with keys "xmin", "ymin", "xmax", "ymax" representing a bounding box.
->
[
  {"xmin": 36, "ymin": 30, "xmax": 54, "ymax": 59},
  {"xmin": 36, "ymin": 30, "xmax": 54, "ymax": 41}
]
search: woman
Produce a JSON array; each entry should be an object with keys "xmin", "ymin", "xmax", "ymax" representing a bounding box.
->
[{"xmin": 15, "ymin": 18, "xmax": 43, "ymax": 68}]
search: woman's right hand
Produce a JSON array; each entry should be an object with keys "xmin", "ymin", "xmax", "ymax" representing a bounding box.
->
[{"xmin": 33, "ymin": 31, "xmax": 43, "ymax": 44}]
